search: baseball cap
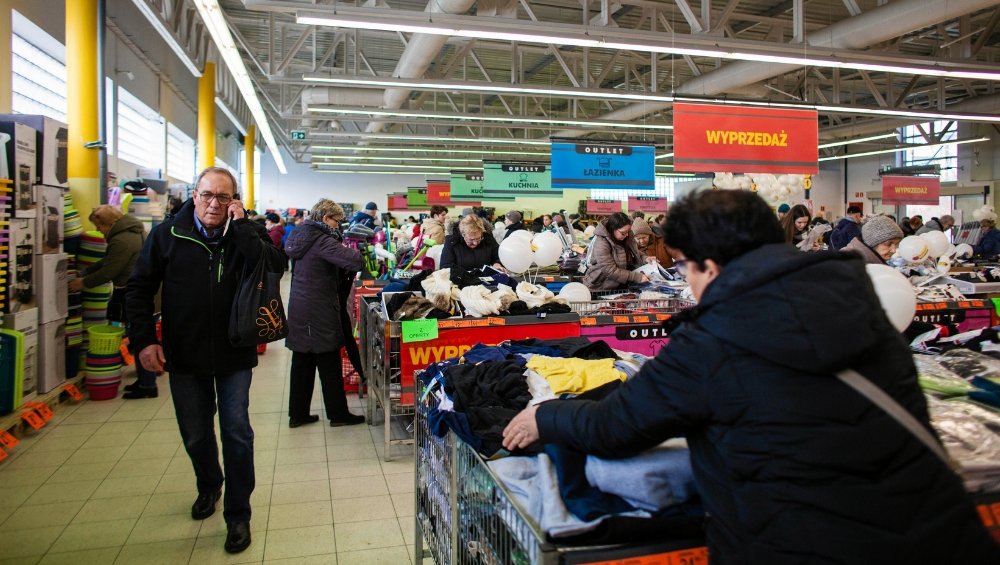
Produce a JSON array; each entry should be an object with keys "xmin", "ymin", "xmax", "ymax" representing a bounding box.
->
[{"xmin": 364, "ymin": 201, "xmax": 378, "ymax": 211}]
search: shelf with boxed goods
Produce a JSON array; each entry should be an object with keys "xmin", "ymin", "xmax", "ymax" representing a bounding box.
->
[
  {"xmin": 7, "ymin": 217, "xmax": 34, "ymax": 314},
  {"xmin": 0, "ymin": 179, "xmax": 10, "ymax": 313},
  {"xmin": 37, "ymin": 319, "xmax": 66, "ymax": 394},
  {"xmin": 35, "ymin": 252, "xmax": 67, "ymax": 325},
  {"xmin": 0, "ymin": 115, "xmax": 67, "ymax": 188},
  {"xmin": 34, "ymin": 185, "xmax": 63, "ymax": 254},
  {"xmin": 0, "ymin": 121, "xmax": 37, "ymax": 218},
  {"xmin": 2, "ymin": 307, "xmax": 39, "ymax": 406}
]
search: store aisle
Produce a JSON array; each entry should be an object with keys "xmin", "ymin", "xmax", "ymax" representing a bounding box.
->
[{"xmin": 0, "ymin": 343, "xmax": 421, "ymax": 564}]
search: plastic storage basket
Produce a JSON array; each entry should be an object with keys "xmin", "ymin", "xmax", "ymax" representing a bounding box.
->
[{"xmin": 87, "ymin": 324, "xmax": 125, "ymax": 355}]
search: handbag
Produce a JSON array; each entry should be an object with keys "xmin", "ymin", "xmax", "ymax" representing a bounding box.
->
[
  {"xmin": 229, "ymin": 246, "xmax": 289, "ymax": 346},
  {"xmin": 837, "ymin": 369, "xmax": 961, "ymax": 474}
]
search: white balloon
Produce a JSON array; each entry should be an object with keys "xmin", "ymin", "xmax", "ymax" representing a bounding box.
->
[
  {"xmin": 898, "ymin": 236, "xmax": 929, "ymax": 263},
  {"xmin": 532, "ymin": 232, "xmax": 563, "ymax": 267},
  {"xmin": 499, "ymin": 237, "xmax": 535, "ymax": 273},
  {"xmin": 865, "ymin": 264, "xmax": 916, "ymax": 332},
  {"xmin": 937, "ymin": 256, "xmax": 953, "ymax": 275},
  {"xmin": 919, "ymin": 230, "xmax": 950, "ymax": 258},
  {"xmin": 955, "ymin": 243, "xmax": 974, "ymax": 259},
  {"xmin": 508, "ymin": 229, "xmax": 534, "ymax": 243},
  {"xmin": 425, "ymin": 245, "xmax": 443, "ymax": 269},
  {"xmin": 558, "ymin": 282, "xmax": 591, "ymax": 302}
]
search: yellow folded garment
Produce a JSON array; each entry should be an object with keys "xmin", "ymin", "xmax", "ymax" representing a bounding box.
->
[{"xmin": 525, "ymin": 356, "xmax": 626, "ymax": 395}]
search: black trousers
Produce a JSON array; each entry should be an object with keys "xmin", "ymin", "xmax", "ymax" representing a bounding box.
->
[{"xmin": 288, "ymin": 350, "xmax": 350, "ymax": 420}]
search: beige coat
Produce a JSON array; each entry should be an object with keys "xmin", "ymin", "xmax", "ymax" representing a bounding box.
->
[
  {"xmin": 582, "ymin": 224, "xmax": 645, "ymax": 290},
  {"xmin": 420, "ymin": 217, "xmax": 445, "ymax": 246}
]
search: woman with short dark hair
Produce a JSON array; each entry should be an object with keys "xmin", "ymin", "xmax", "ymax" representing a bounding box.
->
[{"xmin": 504, "ymin": 190, "xmax": 999, "ymax": 564}]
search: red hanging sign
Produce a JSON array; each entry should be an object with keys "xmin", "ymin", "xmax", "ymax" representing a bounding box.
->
[
  {"xmin": 387, "ymin": 194, "xmax": 410, "ymax": 209},
  {"xmin": 627, "ymin": 196, "xmax": 669, "ymax": 214},
  {"xmin": 586, "ymin": 199, "xmax": 621, "ymax": 214},
  {"xmin": 427, "ymin": 181, "xmax": 480, "ymax": 206},
  {"xmin": 673, "ymin": 103, "xmax": 818, "ymax": 174},
  {"xmin": 881, "ymin": 175, "xmax": 941, "ymax": 205}
]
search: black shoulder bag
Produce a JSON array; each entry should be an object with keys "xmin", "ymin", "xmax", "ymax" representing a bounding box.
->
[{"xmin": 229, "ymin": 246, "xmax": 289, "ymax": 346}]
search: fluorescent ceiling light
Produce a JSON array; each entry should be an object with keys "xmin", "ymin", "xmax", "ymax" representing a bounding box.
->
[
  {"xmin": 308, "ymin": 106, "xmax": 671, "ymax": 130},
  {"xmin": 818, "ymin": 137, "xmax": 989, "ymax": 161},
  {"xmin": 656, "ymin": 152, "xmax": 674, "ymax": 160},
  {"xmin": 192, "ymin": 0, "xmax": 287, "ymax": 173},
  {"xmin": 314, "ymin": 162, "xmax": 453, "ymax": 170},
  {"xmin": 311, "ymin": 145, "xmax": 549, "ymax": 156},
  {"xmin": 130, "ymin": 0, "xmax": 201, "ymax": 77},
  {"xmin": 214, "ymin": 97, "xmax": 247, "ymax": 136},
  {"xmin": 310, "ymin": 131, "xmax": 553, "ymax": 146},
  {"xmin": 312, "ymin": 154, "xmax": 482, "ymax": 163},
  {"xmin": 818, "ymin": 133, "xmax": 897, "ymax": 149},
  {"xmin": 315, "ymin": 170, "xmax": 451, "ymax": 175},
  {"xmin": 672, "ymin": 96, "xmax": 1000, "ymax": 123},
  {"xmin": 297, "ymin": 10, "xmax": 1000, "ymax": 81},
  {"xmin": 303, "ymin": 75, "xmax": 675, "ymax": 104}
]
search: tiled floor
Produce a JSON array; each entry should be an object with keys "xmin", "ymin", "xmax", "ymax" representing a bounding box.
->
[{"xmin": 0, "ymin": 342, "xmax": 424, "ymax": 564}]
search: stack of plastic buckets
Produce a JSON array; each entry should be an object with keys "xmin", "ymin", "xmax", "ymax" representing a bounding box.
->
[
  {"xmin": 78, "ymin": 231, "xmax": 112, "ymax": 351},
  {"xmin": 85, "ymin": 325, "xmax": 125, "ymax": 400}
]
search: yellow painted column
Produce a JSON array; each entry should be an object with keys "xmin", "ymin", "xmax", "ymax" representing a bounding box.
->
[
  {"xmin": 66, "ymin": 0, "xmax": 100, "ymax": 230},
  {"xmin": 197, "ymin": 61, "xmax": 216, "ymax": 172},
  {"xmin": 244, "ymin": 124, "xmax": 255, "ymax": 209}
]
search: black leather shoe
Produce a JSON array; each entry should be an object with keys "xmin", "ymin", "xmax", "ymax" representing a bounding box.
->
[
  {"xmin": 288, "ymin": 415, "xmax": 320, "ymax": 428},
  {"xmin": 224, "ymin": 521, "xmax": 251, "ymax": 554},
  {"xmin": 329, "ymin": 413, "xmax": 365, "ymax": 427},
  {"xmin": 123, "ymin": 382, "xmax": 138, "ymax": 392},
  {"xmin": 191, "ymin": 489, "xmax": 222, "ymax": 520},
  {"xmin": 122, "ymin": 388, "xmax": 158, "ymax": 399}
]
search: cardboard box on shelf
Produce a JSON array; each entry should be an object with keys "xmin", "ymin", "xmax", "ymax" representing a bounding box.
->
[
  {"xmin": 0, "ymin": 114, "xmax": 67, "ymax": 187},
  {"xmin": 0, "ymin": 121, "xmax": 38, "ymax": 218},
  {"xmin": 8, "ymin": 218, "xmax": 35, "ymax": 313},
  {"xmin": 34, "ymin": 185, "xmax": 63, "ymax": 253},
  {"xmin": 3, "ymin": 307, "xmax": 39, "ymax": 399},
  {"xmin": 37, "ymin": 319, "xmax": 66, "ymax": 393},
  {"xmin": 35, "ymin": 252, "xmax": 67, "ymax": 324}
]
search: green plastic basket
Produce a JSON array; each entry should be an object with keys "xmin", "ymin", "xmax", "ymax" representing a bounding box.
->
[{"xmin": 87, "ymin": 325, "xmax": 125, "ymax": 355}]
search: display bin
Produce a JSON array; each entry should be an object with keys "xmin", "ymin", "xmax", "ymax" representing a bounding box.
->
[
  {"xmin": 912, "ymin": 299, "xmax": 993, "ymax": 332},
  {"xmin": 359, "ymin": 295, "xmax": 581, "ymax": 461},
  {"xmin": 414, "ymin": 379, "xmax": 708, "ymax": 565}
]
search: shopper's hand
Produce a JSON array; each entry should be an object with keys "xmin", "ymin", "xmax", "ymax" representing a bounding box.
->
[
  {"xmin": 640, "ymin": 274, "xmax": 651, "ymax": 283},
  {"xmin": 227, "ymin": 200, "xmax": 246, "ymax": 220},
  {"xmin": 645, "ymin": 256, "xmax": 659, "ymax": 264},
  {"xmin": 68, "ymin": 279, "xmax": 84, "ymax": 292},
  {"xmin": 139, "ymin": 344, "xmax": 166, "ymax": 373},
  {"xmin": 502, "ymin": 405, "xmax": 540, "ymax": 451}
]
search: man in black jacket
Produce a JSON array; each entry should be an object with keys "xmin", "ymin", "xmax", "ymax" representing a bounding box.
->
[
  {"xmin": 503, "ymin": 190, "xmax": 999, "ymax": 564},
  {"xmin": 501, "ymin": 210, "xmax": 525, "ymax": 241},
  {"xmin": 126, "ymin": 167, "xmax": 284, "ymax": 555}
]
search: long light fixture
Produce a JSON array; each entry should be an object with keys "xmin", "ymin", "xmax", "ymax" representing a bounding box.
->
[
  {"xmin": 316, "ymin": 169, "xmax": 449, "ymax": 175},
  {"xmin": 656, "ymin": 152, "xmax": 675, "ymax": 160},
  {"xmin": 818, "ymin": 137, "xmax": 989, "ymax": 161},
  {"xmin": 676, "ymin": 96, "xmax": 1000, "ymax": 124},
  {"xmin": 214, "ymin": 97, "xmax": 247, "ymax": 136},
  {"xmin": 130, "ymin": 0, "xmax": 201, "ymax": 77},
  {"xmin": 192, "ymin": 0, "xmax": 287, "ymax": 173},
  {"xmin": 314, "ymin": 162, "xmax": 453, "ymax": 170},
  {"xmin": 311, "ymin": 145, "xmax": 550, "ymax": 156},
  {"xmin": 310, "ymin": 131, "xmax": 553, "ymax": 146},
  {"xmin": 297, "ymin": 9, "xmax": 1000, "ymax": 81},
  {"xmin": 308, "ymin": 106, "xmax": 672, "ymax": 131},
  {"xmin": 818, "ymin": 133, "xmax": 897, "ymax": 149},
  {"xmin": 303, "ymin": 75, "xmax": 676, "ymax": 104},
  {"xmin": 312, "ymin": 154, "xmax": 483, "ymax": 163}
]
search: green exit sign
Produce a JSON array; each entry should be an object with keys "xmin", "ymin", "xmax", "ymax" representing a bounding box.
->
[{"xmin": 290, "ymin": 130, "xmax": 306, "ymax": 140}]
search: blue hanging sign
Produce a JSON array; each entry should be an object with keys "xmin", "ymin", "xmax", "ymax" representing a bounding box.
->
[{"xmin": 550, "ymin": 140, "xmax": 656, "ymax": 190}]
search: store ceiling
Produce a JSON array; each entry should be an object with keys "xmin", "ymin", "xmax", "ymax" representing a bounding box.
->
[{"xmin": 149, "ymin": 0, "xmax": 1000, "ymax": 173}]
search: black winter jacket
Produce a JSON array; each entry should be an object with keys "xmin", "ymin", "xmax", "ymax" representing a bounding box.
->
[
  {"xmin": 502, "ymin": 221, "xmax": 525, "ymax": 241},
  {"xmin": 126, "ymin": 199, "xmax": 285, "ymax": 376},
  {"xmin": 439, "ymin": 231, "xmax": 500, "ymax": 271},
  {"xmin": 284, "ymin": 220, "xmax": 362, "ymax": 353},
  {"xmin": 536, "ymin": 244, "xmax": 998, "ymax": 564}
]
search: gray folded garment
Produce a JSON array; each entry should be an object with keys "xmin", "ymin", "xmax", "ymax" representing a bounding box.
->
[{"xmin": 584, "ymin": 438, "xmax": 696, "ymax": 512}]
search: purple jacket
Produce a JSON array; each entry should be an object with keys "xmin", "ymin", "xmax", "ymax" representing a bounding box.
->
[{"xmin": 284, "ymin": 220, "xmax": 363, "ymax": 353}]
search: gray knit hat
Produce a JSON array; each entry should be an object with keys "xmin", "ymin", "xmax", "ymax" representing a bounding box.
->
[{"xmin": 861, "ymin": 215, "xmax": 904, "ymax": 247}]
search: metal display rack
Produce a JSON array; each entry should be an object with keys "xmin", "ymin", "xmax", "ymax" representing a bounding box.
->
[{"xmin": 414, "ymin": 381, "xmax": 708, "ymax": 565}]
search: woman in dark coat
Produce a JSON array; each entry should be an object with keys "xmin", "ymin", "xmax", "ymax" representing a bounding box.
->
[
  {"xmin": 284, "ymin": 199, "xmax": 365, "ymax": 428},
  {"xmin": 439, "ymin": 215, "xmax": 502, "ymax": 271},
  {"xmin": 503, "ymin": 190, "xmax": 999, "ymax": 564}
]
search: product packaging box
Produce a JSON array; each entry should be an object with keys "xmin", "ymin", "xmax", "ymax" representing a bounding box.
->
[
  {"xmin": 0, "ymin": 114, "xmax": 68, "ymax": 187},
  {"xmin": 35, "ymin": 252, "xmax": 67, "ymax": 324},
  {"xmin": 8, "ymin": 218, "xmax": 35, "ymax": 313},
  {"xmin": 37, "ymin": 319, "xmax": 66, "ymax": 393},
  {"xmin": 0, "ymin": 121, "xmax": 38, "ymax": 218},
  {"xmin": 35, "ymin": 185, "xmax": 63, "ymax": 253},
  {"xmin": 3, "ymin": 307, "xmax": 39, "ymax": 398}
]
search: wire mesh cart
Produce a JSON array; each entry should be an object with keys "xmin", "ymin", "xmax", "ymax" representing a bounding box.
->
[{"xmin": 414, "ymin": 384, "xmax": 708, "ymax": 565}]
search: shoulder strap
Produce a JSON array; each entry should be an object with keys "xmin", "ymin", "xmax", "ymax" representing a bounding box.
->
[{"xmin": 837, "ymin": 369, "xmax": 959, "ymax": 473}]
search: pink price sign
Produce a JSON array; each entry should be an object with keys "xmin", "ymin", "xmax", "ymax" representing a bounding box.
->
[
  {"xmin": 627, "ymin": 196, "xmax": 668, "ymax": 214},
  {"xmin": 586, "ymin": 199, "xmax": 621, "ymax": 214}
]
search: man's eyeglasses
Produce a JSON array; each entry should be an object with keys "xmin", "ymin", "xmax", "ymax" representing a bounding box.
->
[
  {"xmin": 673, "ymin": 258, "xmax": 689, "ymax": 276},
  {"xmin": 463, "ymin": 235, "xmax": 483, "ymax": 245},
  {"xmin": 198, "ymin": 191, "xmax": 234, "ymax": 205}
]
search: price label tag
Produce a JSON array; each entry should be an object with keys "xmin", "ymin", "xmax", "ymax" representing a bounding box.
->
[
  {"xmin": 613, "ymin": 316, "xmax": 630, "ymax": 324},
  {"xmin": 30, "ymin": 403, "xmax": 54, "ymax": 422},
  {"xmin": 0, "ymin": 429, "xmax": 19, "ymax": 448},
  {"xmin": 21, "ymin": 411, "xmax": 45, "ymax": 430},
  {"xmin": 580, "ymin": 317, "xmax": 597, "ymax": 326},
  {"xmin": 580, "ymin": 545, "xmax": 708, "ymax": 565},
  {"xmin": 401, "ymin": 319, "xmax": 439, "ymax": 343},
  {"xmin": 656, "ymin": 314, "xmax": 672, "ymax": 321},
  {"xmin": 633, "ymin": 315, "xmax": 650, "ymax": 323},
  {"xmin": 487, "ymin": 317, "xmax": 506, "ymax": 326},
  {"xmin": 0, "ymin": 447, "xmax": 7, "ymax": 462},
  {"xmin": 63, "ymin": 384, "xmax": 83, "ymax": 401}
]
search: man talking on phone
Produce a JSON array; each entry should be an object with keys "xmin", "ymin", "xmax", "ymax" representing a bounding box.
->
[{"xmin": 126, "ymin": 167, "xmax": 284, "ymax": 554}]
